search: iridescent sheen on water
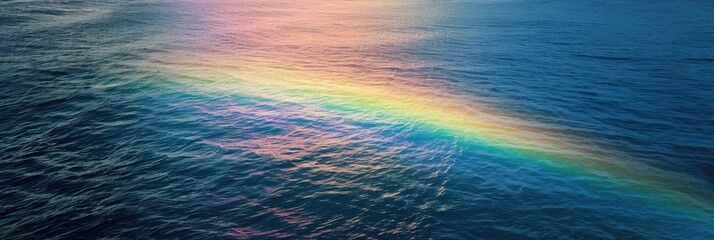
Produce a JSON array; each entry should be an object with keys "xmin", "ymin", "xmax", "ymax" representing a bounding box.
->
[{"xmin": 1, "ymin": 0, "xmax": 713, "ymax": 239}]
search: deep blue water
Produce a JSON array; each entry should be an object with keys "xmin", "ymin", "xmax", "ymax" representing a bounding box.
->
[{"xmin": 2, "ymin": 0, "xmax": 714, "ymax": 239}]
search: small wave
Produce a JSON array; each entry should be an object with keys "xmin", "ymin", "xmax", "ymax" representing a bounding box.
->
[
  {"xmin": 682, "ymin": 57, "xmax": 714, "ymax": 62},
  {"xmin": 571, "ymin": 53, "xmax": 638, "ymax": 61}
]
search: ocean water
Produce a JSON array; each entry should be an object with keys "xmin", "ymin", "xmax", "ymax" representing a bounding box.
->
[{"xmin": 1, "ymin": 0, "xmax": 714, "ymax": 239}]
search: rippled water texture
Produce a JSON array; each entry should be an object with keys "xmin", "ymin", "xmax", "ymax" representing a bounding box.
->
[{"xmin": 2, "ymin": 0, "xmax": 714, "ymax": 239}]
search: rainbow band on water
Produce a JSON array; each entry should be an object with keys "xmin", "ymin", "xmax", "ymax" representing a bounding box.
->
[{"xmin": 162, "ymin": 64, "xmax": 714, "ymax": 218}]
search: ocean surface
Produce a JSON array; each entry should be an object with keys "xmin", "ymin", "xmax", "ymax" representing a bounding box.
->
[{"xmin": 2, "ymin": 0, "xmax": 714, "ymax": 239}]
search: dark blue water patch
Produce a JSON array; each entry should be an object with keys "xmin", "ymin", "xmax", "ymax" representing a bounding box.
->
[
  {"xmin": 403, "ymin": 0, "xmax": 714, "ymax": 181},
  {"xmin": 0, "ymin": 1, "xmax": 182, "ymax": 238}
]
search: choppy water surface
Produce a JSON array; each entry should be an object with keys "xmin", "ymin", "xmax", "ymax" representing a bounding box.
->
[{"xmin": 2, "ymin": 0, "xmax": 714, "ymax": 239}]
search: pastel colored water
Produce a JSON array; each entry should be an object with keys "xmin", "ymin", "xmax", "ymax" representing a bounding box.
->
[{"xmin": 2, "ymin": 0, "xmax": 713, "ymax": 239}]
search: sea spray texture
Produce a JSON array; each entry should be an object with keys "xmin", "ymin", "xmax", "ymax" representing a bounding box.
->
[{"xmin": 2, "ymin": 0, "xmax": 714, "ymax": 239}]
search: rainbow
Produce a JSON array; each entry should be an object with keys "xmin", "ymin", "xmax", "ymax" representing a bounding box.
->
[{"xmin": 151, "ymin": 0, "xmax": 714, "ymax": 222}]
